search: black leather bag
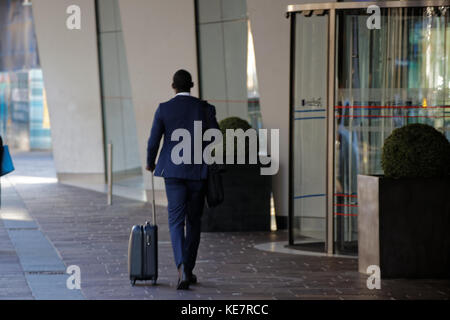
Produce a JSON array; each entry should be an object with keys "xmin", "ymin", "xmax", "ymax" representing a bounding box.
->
[
  {"xmin": 205, "ymin": 163, "xmax": 224, "ymax": 208},
  {"xmin": 202, "ymin": 103, "xmax": 224, "ymax": 208}
]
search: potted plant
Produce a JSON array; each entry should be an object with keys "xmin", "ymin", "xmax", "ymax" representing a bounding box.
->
[
  {"xmin": 201, "ymin": 117, "xmax": 272, "ymax": 232},
  {"xmin": 357, "ymin": 123, "xmax": 450, "ymax": 278}
]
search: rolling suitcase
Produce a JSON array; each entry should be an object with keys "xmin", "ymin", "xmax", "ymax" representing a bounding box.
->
[{"xmin": 128, "ymin": 172, "xmax": 158, "ymax": 286}]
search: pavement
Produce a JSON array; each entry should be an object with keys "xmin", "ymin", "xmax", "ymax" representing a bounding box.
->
[{"xmin": 0, "ymin": 152, "xmax": 449, "ymax": 300}]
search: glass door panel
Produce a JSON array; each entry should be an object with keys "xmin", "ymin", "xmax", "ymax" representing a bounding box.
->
[
  {"xmin": 334, "ymin": 6, "xmax": 450, "ymax": 254},
  {"xmin": 291, "ymin": 13, "xmax": 328, "ymax": 249}
]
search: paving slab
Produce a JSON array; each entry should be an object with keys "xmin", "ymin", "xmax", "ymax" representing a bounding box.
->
[
  {"xmin": 1, "ymin": 152, "xmax": 449, "ymax": 300},
  {"xmin": 7, "ymin": 229, "xmax": 66, "ymax": 273},
  {"xmin": 1, "ymin": 175, "xmax": 85, "ymax": 300},
  {"xmin": 0, "ymin": 206, "xmax": 33, "ymax": 300},
  {"xmin": 24, "ymin": 273, "xmax": 84, "ymax": 300}
]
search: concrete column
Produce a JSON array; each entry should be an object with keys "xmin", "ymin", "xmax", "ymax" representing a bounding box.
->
[{"xmin": 32, "ymin": 0, "xmax": 105, "ymax": 180}]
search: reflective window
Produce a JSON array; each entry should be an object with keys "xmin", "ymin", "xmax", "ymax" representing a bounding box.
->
[
  {"xmin": 96, "ymin": 0, "xmax": 143, "ymax": 192},
  {"xmin": 334, "ymin": 7, "xmax": 450, "ymax": 254},
  {"xmin": 196, "ymin": 0, "xmax": 262, "ymax": 128},
  {"xmin": 0, "ymin": 0, "xmax": 51, "ymax": 150}
]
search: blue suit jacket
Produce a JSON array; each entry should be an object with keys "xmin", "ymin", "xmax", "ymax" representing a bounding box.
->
[{"xmin": 146, "ymin": 95, "xmax": 219, "ymax": 180}]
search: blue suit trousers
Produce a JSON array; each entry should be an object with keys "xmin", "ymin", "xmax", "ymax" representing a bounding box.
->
[{"xmin": 164, "ymin": 178, "xmax": 206, "ymax": 272}]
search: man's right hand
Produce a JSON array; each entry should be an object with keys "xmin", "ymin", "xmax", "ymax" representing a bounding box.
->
[{"xmin": 146, "ymin": 164, "xmax": 155, "ymax": 172}]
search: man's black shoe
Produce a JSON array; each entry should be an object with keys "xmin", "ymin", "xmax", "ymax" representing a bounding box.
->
[
  {"xmin": 177, "ymin": 264, "xmax": 190, "ymax": 290},
  {"xmin": 189, "ymin": 273, "xmax": 197, "ymax": 284}
]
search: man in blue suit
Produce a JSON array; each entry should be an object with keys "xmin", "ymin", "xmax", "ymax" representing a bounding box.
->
[{"xmin": 146, "ymin": 69, "xmax": 219, "ymax": 290}]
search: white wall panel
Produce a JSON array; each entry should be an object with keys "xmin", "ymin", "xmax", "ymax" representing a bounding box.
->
[{"xmin": 32, "ymin": 0, "xmax": 105, "ymax": 175}]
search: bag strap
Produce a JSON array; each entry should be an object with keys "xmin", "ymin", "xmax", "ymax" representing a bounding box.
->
[{"xmin": 202, "ymin": 100, "xmax": 212, "ymax": 131}]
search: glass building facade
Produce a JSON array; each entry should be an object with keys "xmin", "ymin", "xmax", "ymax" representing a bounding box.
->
[
  {"xmin": 96, "ymin": 0, "xmax": 143, "ymax": 194},
  {"xmin": 195, "ymin": 0, "xmax": 262, "ymax": 129},
  {"xmin": 289, "ymin": 2, "xmax": 450, "ymax": 255},
  {"xmin": 0, "ymin": 0, "xmax": 51, "ymax": 151}
]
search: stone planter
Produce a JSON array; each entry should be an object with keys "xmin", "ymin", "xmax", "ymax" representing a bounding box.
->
[
  {"xmin": 357, "ymin": 174, "xmax": 450, "ymax": 278},
  {"xmin": 202, "ymin": 164, "xmax": 271, "ymax": 232}
]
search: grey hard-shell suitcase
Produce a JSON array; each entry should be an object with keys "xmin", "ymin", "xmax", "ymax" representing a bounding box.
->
[{"xmin": 128, "ymin": 172, "xmax": 158, "ymax": 286}]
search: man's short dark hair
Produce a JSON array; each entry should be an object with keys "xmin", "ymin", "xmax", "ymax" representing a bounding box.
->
[{"xmin": 172, "ymin": 69, "xmax": 193, "ymax": 92}]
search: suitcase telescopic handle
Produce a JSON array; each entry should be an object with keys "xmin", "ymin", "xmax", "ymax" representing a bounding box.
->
[{"xmin": 150, "ymin": 171, "xmax": 156, "ymax": 226}]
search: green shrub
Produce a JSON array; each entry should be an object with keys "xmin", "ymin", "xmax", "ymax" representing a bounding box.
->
[
  {"xmin": 381, "ymin": 123, "xmax": 450, "ymax": 178},
  {"xmin": 219, "ymin": 117, "xmax": 253, "ymax": 157},
  {"xmin": 219, "ymin": 117, "xmax": 252, "ymax": 133}
]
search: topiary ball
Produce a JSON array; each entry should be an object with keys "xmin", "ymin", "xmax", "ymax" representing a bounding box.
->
[
  {"xmin": 219, "ymin": 117, "xmax": 252, "ymax": 133},
  {"xmin": 218, "ymin": 117, "xmax": 253, "ymax": 158},
  {"xmin": 381, "ymin": 123, "xmax": 450, "ymax": 178}
]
